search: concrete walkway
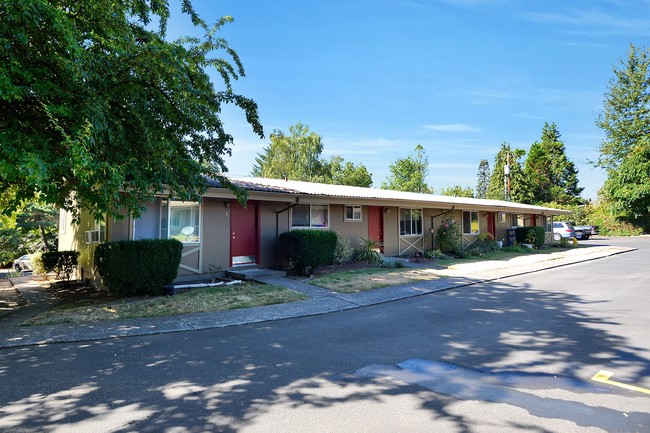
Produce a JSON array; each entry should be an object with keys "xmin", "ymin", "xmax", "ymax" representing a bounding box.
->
[{"xmin": 0, "ymin": 245, "xmax": 636, "ymax": 349}]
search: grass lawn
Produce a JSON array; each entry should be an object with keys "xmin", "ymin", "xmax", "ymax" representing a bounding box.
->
[
  {"xmin": 311, "ymin": 267, "xmax": 443, "ymax": 293},
  {"xmin": 22, "ymin": 282, "xmax": 308, "ymax": 326},
  {"xmin": 311, "ymin": 246, "xmax": 579, "ymax": 293}
]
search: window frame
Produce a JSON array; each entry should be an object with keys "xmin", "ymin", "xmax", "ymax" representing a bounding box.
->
[
  {"xmin": 497, "ymin": 212, "xmax": 506, "ymax": 224},
  {"xmin": 167, "ymin": 200, "xmax": 201, "ymax": 244},
  {"xmin": 344, "ymin": 205, "xmax": 363, "ymax": 222},
  {"xmin": 400, "ymin": 208, "xmax": 423, "ymax": 236},
  {"xmin": 291, "ymin": 204, "xmax": 330, "ymax": 229},
  {"xmin": 462, "ymin": 211, "xmax": 480, "ymax": 234}
]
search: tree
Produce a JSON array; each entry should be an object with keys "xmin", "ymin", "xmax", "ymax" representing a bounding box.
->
[
  {"xmin": 596, "ymin": 44, "xmax": 650, "ymax": 221},
  {"xmin": 486, "ymin": 143, "xmax": 529, "ymax": 202},
  {"xmin": 475, "ymin": 159, "xmax": 490, "ymax": 199},
  {"xmin": 0, "ymin": 0, "xmax": 263, "ymax": 221},
  {"xmin": 440, "ymin": 185, "xmax": 474, "ymax": 198},
  {"xmin": 524, "ymin": 122, "xmax": 583, "ymax": 205},
  {"xmin": 381, "ymin": 145, "xmax": 433, "ymax": 193},
  {"xmin": 326, "ymin": 156, "xmax": 373, "ymax": 187},
  {"xmin": 251, "ymin": 123, "xmax": 373, "ymax": 187},
  {"xmin": 251, "ymin": 123, "xmax": 327, "ymax": 181}
]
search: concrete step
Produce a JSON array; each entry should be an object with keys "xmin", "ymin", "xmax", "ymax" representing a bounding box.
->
[{"xmin": 227, "ymin": 268, "xmax": 286, "ymax": 281}]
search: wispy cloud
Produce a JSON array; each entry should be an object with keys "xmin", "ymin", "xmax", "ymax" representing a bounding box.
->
[
  {"xmin": 523, "ymin": 8, "xmax": 650, "ymax": 37},
  {"xmin": 422, "ymin": 123, "xmax": 480, "ymax": 132}
]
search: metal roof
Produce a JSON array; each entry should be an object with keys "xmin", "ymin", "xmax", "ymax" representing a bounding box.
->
[{"xmin": 217, "ymin": 176, "xmax": 571, "ymax": 215}]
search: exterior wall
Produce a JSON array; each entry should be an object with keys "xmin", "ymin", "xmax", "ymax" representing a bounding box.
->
[
  {"xmin": 134, "ymin": 199, "xmax": 160, "ymax": 240},
  {"xmin": 329, "ymin": 204, "xmax": 369, "ymax": 249},
  {"xmin": 259, "ymin": 201, "xmax": 291, "ymax": 268},
  {"xmin": 201, "ymin": 198, "xmax": 230, "ymax": 272},
  {"xmin": 382, "ymin": 206, "xmax": 399, "ymax": 256},
  {"xmin": 110, "ymin": 213, "xmax": 131, "ymax": 241},
  {"xmin": 58, "ymin": 208, "xmax": 101, "ymax": 285}
]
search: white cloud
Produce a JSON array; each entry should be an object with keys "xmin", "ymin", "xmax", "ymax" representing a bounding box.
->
[{"xmin": 422, "ymin": 123, "xmax": 480, "ymax": 133}]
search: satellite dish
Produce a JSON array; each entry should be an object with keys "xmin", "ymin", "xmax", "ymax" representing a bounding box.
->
[{"xmin": 181, "ymin": 226, "xmax": 195, "ymax": 235}]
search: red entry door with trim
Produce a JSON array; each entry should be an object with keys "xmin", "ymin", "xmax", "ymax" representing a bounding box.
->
[
  {"xmin": 487, "ymin": 212, "xmax": 496, "ymax": 238},
  {"xmin": 230, "ymin": 199, "xmax": 259, "ymax": 266},
  {"xmin": 368, "ymin": 206, "xmax": 384, "ymax": 252}
]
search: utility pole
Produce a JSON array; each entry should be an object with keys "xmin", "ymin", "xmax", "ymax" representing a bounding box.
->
[{"xmin": 503, "ymin": 151, "xmax": 511, "ymax": 201}]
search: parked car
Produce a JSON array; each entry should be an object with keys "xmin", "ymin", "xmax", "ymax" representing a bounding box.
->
[
  {"xmin": 13, "ymin": 254, "xmax": 33, "ymax": 272},
  {"xmin": 552, "ymin": 222, "xmax": 575, "ymax": 242},
  {"xmin": 566, "ymin": 221, "xmax": 592, "ymax": 240}
]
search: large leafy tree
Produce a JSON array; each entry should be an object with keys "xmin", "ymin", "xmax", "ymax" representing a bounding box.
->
[
  {"xmin": 381, "ymin": 145, "xmax": 433, "ymax": 193},
  {"xmin": 252, "ymin": 123, "xmax": 327, "ymax": 181},
  {"xmin": 475, "ymin": 159, "xmax": 490, "ymax": 199},
  {"xmin": 0, "ymin": 0, "xmax": 263, "ymax": 221},
  {"xmin": 486, "ymin": 143, "xmax": 529, "ymax": 202},
  {"xmin": 440, "ymin": 185, "xmax": 474, "ymax": 198},
  {"xmin": 596, "ymin": 44, "xmax": 650, "ymax": 220},
  {"xmin": 251, "ymin": 122, "xmax": 373, "ymax": 187},
  {"xmin": 326, "ymin": 156, "xmax": 373, "ymax": 187},
  {"xmin": 524, "ymin": 122, "xmax": 583, "ymax": 205}
]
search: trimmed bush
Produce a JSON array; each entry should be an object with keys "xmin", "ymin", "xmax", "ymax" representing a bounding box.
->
[
  {"xmin": 515, "ymin": 226, "xmax": 545, "ymax": 249},
  {"xmin": 334, "ymin": 233, "xmax": 353, "ymax": 265},
  {"xmin": 279, "ymin": 229, "xmax": 337, "ymax": 274},
  {"xmin": 95, "ymin": 239, "xmax": 183, "ymax": 296},
  {"xmin": 41, "ymin": 251, "xmax": 80, "ymax": 282}
]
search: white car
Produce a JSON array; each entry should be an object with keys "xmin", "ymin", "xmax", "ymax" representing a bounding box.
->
[
  {"xmin": 552, "ymin": 222, "xmax": 576, "ymax": 242},
  {"xmin": 13, "ymin": 254, "xmax": 33, "ymax": 272}
]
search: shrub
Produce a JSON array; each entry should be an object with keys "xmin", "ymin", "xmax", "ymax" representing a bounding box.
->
[
  {"xmin": 95, "ymin": 239, "xmax": 183, "ymax": 296},
  {"xmin": 41, "ymin": 251, "xmax": 80, "ymax": 282},
  {"xmin": 515, "ymin": 226, "xmax": 545, "ymax": 249},
  {"xmin": 279, "ymin": 230, "xmax": 337, "ymax": 273},
  {"xmin": 436, "ymin": 218, "xmax": 461, "ymax": 255},
  {"xmin": 334, "ymin": 233, "xmax": 353, "ymax": 265},
  {"xmin": 426, "ymin": 249, "xmax": 447, "ymax": 259},
  {"xmin": 31, "ymin": 252, "xmax": 46, "ymax": 275},
  {"xmin": 354, "ymin": 237, "xmax": 383, "ymax": 265}
]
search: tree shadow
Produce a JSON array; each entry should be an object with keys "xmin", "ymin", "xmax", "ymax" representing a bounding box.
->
[{"xmin": 1, "ymin": 275, "xmax": 649, "ymax": 432}]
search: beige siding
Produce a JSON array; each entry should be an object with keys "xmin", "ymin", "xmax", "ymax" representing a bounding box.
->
[
  {"xmin": 382, "ymin": 206, "xmax": 399, "ymax": 256},
  {"xmin": 329, "ymin": 204, "xmax": 369, "ymax": 249},
  {"xmin": 259, "ymin": 202, "xmax": 291, "ymax": 268},
  {"xmin": 201, "ymin": 198, "xmax": 230, "ymax": 271}
]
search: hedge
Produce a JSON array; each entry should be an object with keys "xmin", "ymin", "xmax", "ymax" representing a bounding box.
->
[
  {"xmin": 279, "ymin": 229, "xmax": 337, "ymax": 274},
  {"xmin": 514, "ymin": 226, "xmax": 545, "ymax": 249},
  {"xmin": 95, "ymin": 239, "xmax": 183, "ymax": 296},
  {"xmin": 41, "ymin": 251, "xmax": 80, "ymax": 281}
]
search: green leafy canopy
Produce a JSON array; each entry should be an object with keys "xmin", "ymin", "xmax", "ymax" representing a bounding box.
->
[{"xmin": 0, "ymin": 0, "xmax": 263, "ymax": 221}]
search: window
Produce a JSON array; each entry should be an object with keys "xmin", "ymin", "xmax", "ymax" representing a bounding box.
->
[
  {"xmin": 345, "ymin": 205, "xmax": 362, "ymax": 221},
  {"xmin": 497, "ymin": 212, "xmax": 506, "ymax": 224},
  {"xmin": 85, "ymin": 219, "xmax": 106, "ymax": 244},
  {"xmin": 545, "ymin": 216, "xmax": 553, "ymax": 232},
  {"xmin": 511, "ymin": 214, "xmax": 520, "ymax": 227},
  {"xmin": 400, "ymin": 208, "xmax": 423, "ymax": 236},
  {"xmin": 292, "ymin": 204, "xmax": 329, "ymax": 228},
  {"xmin": 463, "ymin": 211, "xmax": 479, "ymax": 234},
  {"xmin": 168, "ymin": 201, "xmax": 200, "ymax": 243}
]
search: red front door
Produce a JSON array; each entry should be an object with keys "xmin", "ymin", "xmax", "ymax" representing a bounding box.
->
[
  {"xmin": 230, "ymin": 200, "xmax": 259, "ymax": 266},
  {"xmin": 487, "ymin": 212, "xmax": 496, "ymax": 238},
  {"xmin": 368, "ymin": 206, "xmax": 384, "ymax": 252}
]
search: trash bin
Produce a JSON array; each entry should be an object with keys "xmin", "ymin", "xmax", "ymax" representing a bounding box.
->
[{"xmin": 507, "ymin": 228, "xmax": 516, "ymax": 246}]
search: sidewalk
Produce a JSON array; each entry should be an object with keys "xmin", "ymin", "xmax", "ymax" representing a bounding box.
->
[{"xmin": 0, "ymin": 245, "xmax": 636, "ymax": 349}]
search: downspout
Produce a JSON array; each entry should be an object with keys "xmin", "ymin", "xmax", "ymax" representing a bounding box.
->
[{"xmin": 429, "ymin": 206, "xmax": 455, "ymax": 249}]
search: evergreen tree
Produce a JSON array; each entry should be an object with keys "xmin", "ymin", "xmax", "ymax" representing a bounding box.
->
[
  {"xmin": 524, "ymin": 122, "xmax": 583, "ymax": 205},
  {"xmin": 596, "ymin": 44, "xmax": 650, "ymax": 221},
  {"xmin": 486, "ymin": 143, "xmax": 529, "ymax": 202},
  {"xmin": 381, "ymin": 145, "xmax": 433, "ymax": 193},
  {"xmin": 475, "ymin": 159, "xmax": 490, "ymax": 199}
]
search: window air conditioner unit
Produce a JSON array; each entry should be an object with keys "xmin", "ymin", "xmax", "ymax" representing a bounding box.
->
[{"xmin": 85, "ymin": 230, "xmax": 101, "ymax": 244}]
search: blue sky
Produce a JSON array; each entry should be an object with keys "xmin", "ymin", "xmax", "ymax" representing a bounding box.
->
[{"xmin": 168, "ymin": 0, "xmax": 650, "ymax": 200}]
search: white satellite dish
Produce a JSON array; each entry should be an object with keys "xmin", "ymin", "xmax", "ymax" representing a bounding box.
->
[{"xmin": 181, "ymin": 226, "xmax": 195, "ymax": 235}]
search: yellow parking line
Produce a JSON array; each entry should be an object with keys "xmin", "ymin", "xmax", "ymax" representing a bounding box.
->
[{"xmin": 591, "ymin": 370, "xmax": 650, "ymax": 395}]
